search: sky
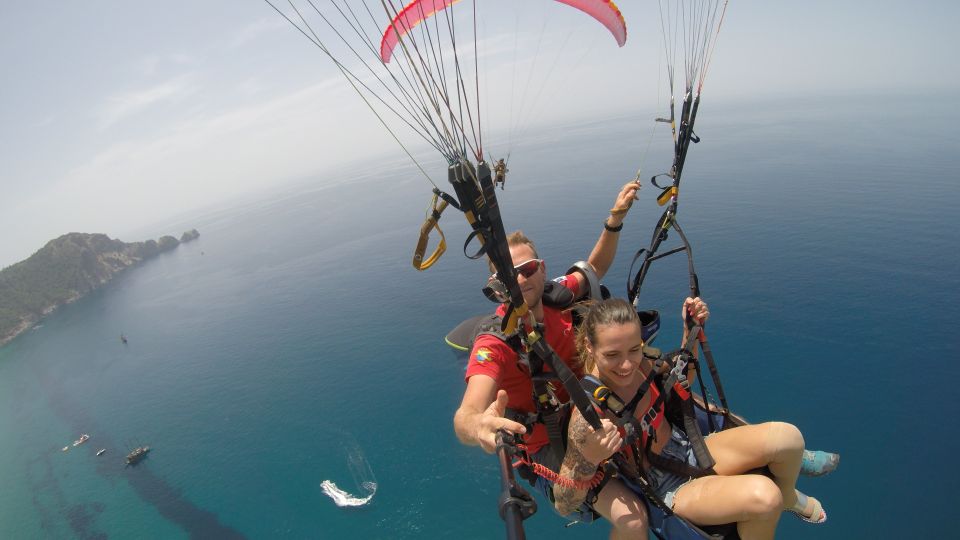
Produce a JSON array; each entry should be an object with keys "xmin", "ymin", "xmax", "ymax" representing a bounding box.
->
[{"xmin": 1, "ymin": 0, "xmax": 957, "ymax": 268}]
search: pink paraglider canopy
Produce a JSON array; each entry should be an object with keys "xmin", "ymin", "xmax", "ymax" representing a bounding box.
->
[{"xmin": 380, "ymin": 0, "xmax": 627, "ymax": 63}]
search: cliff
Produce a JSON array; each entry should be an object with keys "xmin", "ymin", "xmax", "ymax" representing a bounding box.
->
[
  {"xmin": 0, "ymin": 231, "xmax": 197, "ymax": 347},
  {"xmin": 180, "ymin": 229, "xmax": 200, "ymax": 243}
]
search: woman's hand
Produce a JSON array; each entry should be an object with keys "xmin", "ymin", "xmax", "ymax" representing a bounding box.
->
[
  {"xmin": 683, "ymin": 296, "xmax": 709, "ymax": 325},
  {"xmin": 580, "ymin": 419, "xmax": 623, "ymax": 465}
]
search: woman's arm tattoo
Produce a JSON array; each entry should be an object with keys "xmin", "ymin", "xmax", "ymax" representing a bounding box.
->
[{"xmin": 552, "ymin": 412, "xmax": 602, "ymax": 516}]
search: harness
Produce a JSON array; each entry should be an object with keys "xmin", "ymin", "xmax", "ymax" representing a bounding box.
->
[
  {"xmin": 469, "ymin": 270, "xmax": 665, "ymax": 484},
  {"xmin": 578, "ymin": 346, "xmax": 718, "ymax": 511},
  {"xmin": 474, "ymin": 279, "xmax": 587, "ymax": 476}
]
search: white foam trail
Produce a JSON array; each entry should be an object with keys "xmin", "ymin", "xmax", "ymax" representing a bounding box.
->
[{"xmin": 320, "ymin": 480, "xmax": 376, "ymax": 507}]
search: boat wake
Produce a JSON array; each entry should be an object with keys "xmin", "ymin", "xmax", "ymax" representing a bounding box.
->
[
  {"xmin": 321, "ymin": 437, "xmax": 377, "ymax": 508},
  {"xmin": 320, "ymin": 480, "xmax": 376, "ymax": 507}
]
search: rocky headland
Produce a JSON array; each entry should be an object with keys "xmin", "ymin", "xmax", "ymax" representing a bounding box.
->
[{"xmin": 0, "ymin": 230, "xmax": 200, "ymax": 347}]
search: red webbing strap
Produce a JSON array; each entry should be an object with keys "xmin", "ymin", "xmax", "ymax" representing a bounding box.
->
[{"xmin": 513, "ymin": 444, "xmax": 605, "ymax": 491}]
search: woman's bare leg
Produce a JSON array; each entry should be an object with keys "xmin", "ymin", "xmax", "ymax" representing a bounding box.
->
[
  {"xmin": 671, "ymin": 474, "xmax": 782, "ymax": 540},
  {"xmin": 704, "ymin": 422, "xmax": 804, "ymax": 509},
  {"xmin": 591, "ymin": 478, "xmax": 649, "ymax": 540}
]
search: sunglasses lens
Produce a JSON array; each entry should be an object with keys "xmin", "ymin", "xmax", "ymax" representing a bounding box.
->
[{"xmin": 516, "ymin": 259, "xmax": 540, "ymax": 278}]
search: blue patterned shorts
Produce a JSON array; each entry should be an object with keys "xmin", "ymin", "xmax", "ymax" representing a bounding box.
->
[{"xmin": 643, "ymin": 426, "xmax": 698, "ymax": 508}]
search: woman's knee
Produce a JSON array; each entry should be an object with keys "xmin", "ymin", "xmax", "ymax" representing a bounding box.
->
[
  {"xmin": 610, "ymin": 512, "xmax": 649, "ymax": 535},
  {"xmin": 766, "ymin": 421, "xmax": 804, "ymax": 454},
  {"xmin": 742, "ymin": 476, "xmax": 783, "ymax": 519}
]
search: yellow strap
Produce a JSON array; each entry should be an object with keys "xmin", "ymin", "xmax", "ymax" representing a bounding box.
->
[
  {"xmin": 412, "ymin": 195, "xmax": 449, "ymax": 271},
  {"xmin": 412, "ymin": 219, "xmax": 446, "ymax": 270},
  {"xmin": 500, "ymin": 301, "xmax": 533, "ymax": 337},
  {"xmin": 657, "ymin": 186, "xmax": 677, "ymax": 207},
  {"xmin": 502, "ymin": 306, "xmax": 520, "ymax": 336}
]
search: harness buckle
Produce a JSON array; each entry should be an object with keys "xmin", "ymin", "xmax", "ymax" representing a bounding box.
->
[
  {"xmin": 638, "ymin": 408, "xmax": 659, "ymax": 442},
  {"xmin": 533, "ymin": 375, "xmax": 561, "ymax": 409},
  {"xmin": 669, "ymin": 353, "xmax": 689, "ymax": 384},
  {"xmin": 606, "ymin": 393, "xmax": 627, "ymax": 415},
  {"xmin": 673, "ymin": 382, "xmax": 691, "ymax": 401}
]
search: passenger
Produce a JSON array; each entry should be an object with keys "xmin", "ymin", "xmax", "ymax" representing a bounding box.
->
[
  {"xmin": 453, "ymin": 180, "xmax": 651, "ymax": 538},
  {"xmin": 493, "ymin": 158, "xmax": 508, "ymax": 189},
  {"xmin": 553, "ymin": 297, "xmax": 827, "ymax": 540}
]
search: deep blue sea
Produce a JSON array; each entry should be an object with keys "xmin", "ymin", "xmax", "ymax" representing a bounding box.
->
[{"xmin": 2, "ymin": 94, "xmax": 958, "ymax": 539}]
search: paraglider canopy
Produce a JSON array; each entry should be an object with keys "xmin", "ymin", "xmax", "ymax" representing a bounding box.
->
[{"xmin": 380, "ymin": 0, "xmax": 627, "ymax": 63}]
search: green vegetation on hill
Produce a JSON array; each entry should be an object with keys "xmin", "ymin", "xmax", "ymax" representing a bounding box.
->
[{"xmin": 0, "ymin": 230, "xmax": 199, "ymax": 346}]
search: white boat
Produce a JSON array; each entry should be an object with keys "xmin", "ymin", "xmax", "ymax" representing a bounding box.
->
[
  {"xmin": 96, "ymin": 449, "xmax": 106, "ymax": 456},
  {"xmin": 72, "ymin": 434, "xmax": 90, "ymax": 447},
  {"xmin": 61, "ymin": 446, "xmax": 69, "ymax": 452}
]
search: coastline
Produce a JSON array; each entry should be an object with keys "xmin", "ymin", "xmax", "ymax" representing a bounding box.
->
[
  {"xmin": 0, "ymin": 230, "xmax": 199, "ymax": 349},
  {"xmin": 0, "ymin": 290, "xmax": 83, "ymax": 347}
]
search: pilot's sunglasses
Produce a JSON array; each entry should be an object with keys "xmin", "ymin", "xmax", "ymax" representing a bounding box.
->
[{"xmin": 496, "ymin": 258, "xmax": 542, "ymax": 280}]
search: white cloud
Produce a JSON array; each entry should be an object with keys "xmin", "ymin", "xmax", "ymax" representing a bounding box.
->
[
  {"xmin": 98, "ymin": 76, "xmax": 197, "ymax": 129},
  {"xmin": 225, "ymin": 16, "xmax": 288, "ymax": 50},
  {"xmin": 31, "ymin": 115, "xmax": 56, "ymax": 128},
  {"xmin": 235, "ymin": 77, "xmax": 266, "ymax": 98},
  {"xmin": 135, "ymin": 53, "xmax": 196, "ymax": 77},
  {"xmin": 0, "ymin": 73, "xmax": 396, "ymax": 264}
]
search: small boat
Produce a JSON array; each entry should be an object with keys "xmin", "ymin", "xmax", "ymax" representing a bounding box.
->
[
  {"xmin": 120, "ymin": 334, "xmax": 128, "ymax": 344},
  {"xmin": 126, "ymin": 446, "xmax": 150, "ymax": 465},
  {"xmin": 96, "ymin": 448, "xmax": 106, "ymax": 456},
  {"xmin": 62, "ymin": 446, "xmax": 69, "ymax": 452},
  {"xmin": 72, "ymin": 434, "xmax": 90, "ymax": 447}
]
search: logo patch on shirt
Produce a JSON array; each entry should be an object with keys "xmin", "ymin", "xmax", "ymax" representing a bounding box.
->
[{"xmin": 474, "ymin": 347, "xmax": 493, "ymax": 364}]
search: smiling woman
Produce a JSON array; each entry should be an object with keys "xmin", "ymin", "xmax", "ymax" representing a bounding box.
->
[{"xmin": 557, "ymin": 298, "xmax": 826, "ymax": 539}]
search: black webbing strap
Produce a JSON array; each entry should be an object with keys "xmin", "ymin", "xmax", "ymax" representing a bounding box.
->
[
  {"xmin": 655, "ymin": 346, "xmax": 717, "ymax": 476},
  {"xmin": 580, "ymin": 373, "xmax": 659, "ymax": 446},
  {"xmin": 586, "ymin": 451, "xmax": 675, "ymax": 517},
  {"xmin": 485, "ymin": 326, "xmax": 571, "ymax": 477},
  {"xmin": 528, "ymin": 336, "xmax": 603, "ymax": 430},
  {"xmin": 503, "ymin": 407, "xmax": 539, "ymax": 432},
  {"xmin": 618, "ymin": 449, "xmax": 674, "ymax": 515},
  {"xmin": 577, "ymin": 374, "xmax": 680, "ymax": 516},
  {"xmin": 576, "ymin": 373, "xmax": 677, "ymax": 516},
  {"xmin": 532, "ymin": 375, "xmax": 567, "ymax": 471},
  {"xmin": 645, "ymin": 449, "xmax": 711, "ymax": 480},
  {"xmin": 678, "ymin": 395, "xmax": 716, "ymax": 473},
  {"xmin": 682, "ymin": 307, "xmax": 730, "ymax": 420},
  {"xmin": 447, "ymin": 160, "xmax": 603, "ymax": 433},
  {"xmin": 697, "ymin": 332, "xmax": 729, "ymax": 417},
  {"xmin": 623, "ymin": 370, "xmax": 659, "ymax": 417}
]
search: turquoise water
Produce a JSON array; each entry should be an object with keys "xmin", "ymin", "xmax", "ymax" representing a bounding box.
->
[{"xmin": 1, "ymin": 94, "xmax": 958, "ymax": 538}]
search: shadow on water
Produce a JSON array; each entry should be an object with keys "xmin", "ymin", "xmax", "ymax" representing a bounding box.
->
[{"xmin": 33, "ymin": 362, "xmax": 246, "ymax": 539}]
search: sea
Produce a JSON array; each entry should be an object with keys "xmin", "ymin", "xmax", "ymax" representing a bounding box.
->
[{"xmin": 1, "ymin": 93, "xmax": 957, "ymax": 539}]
